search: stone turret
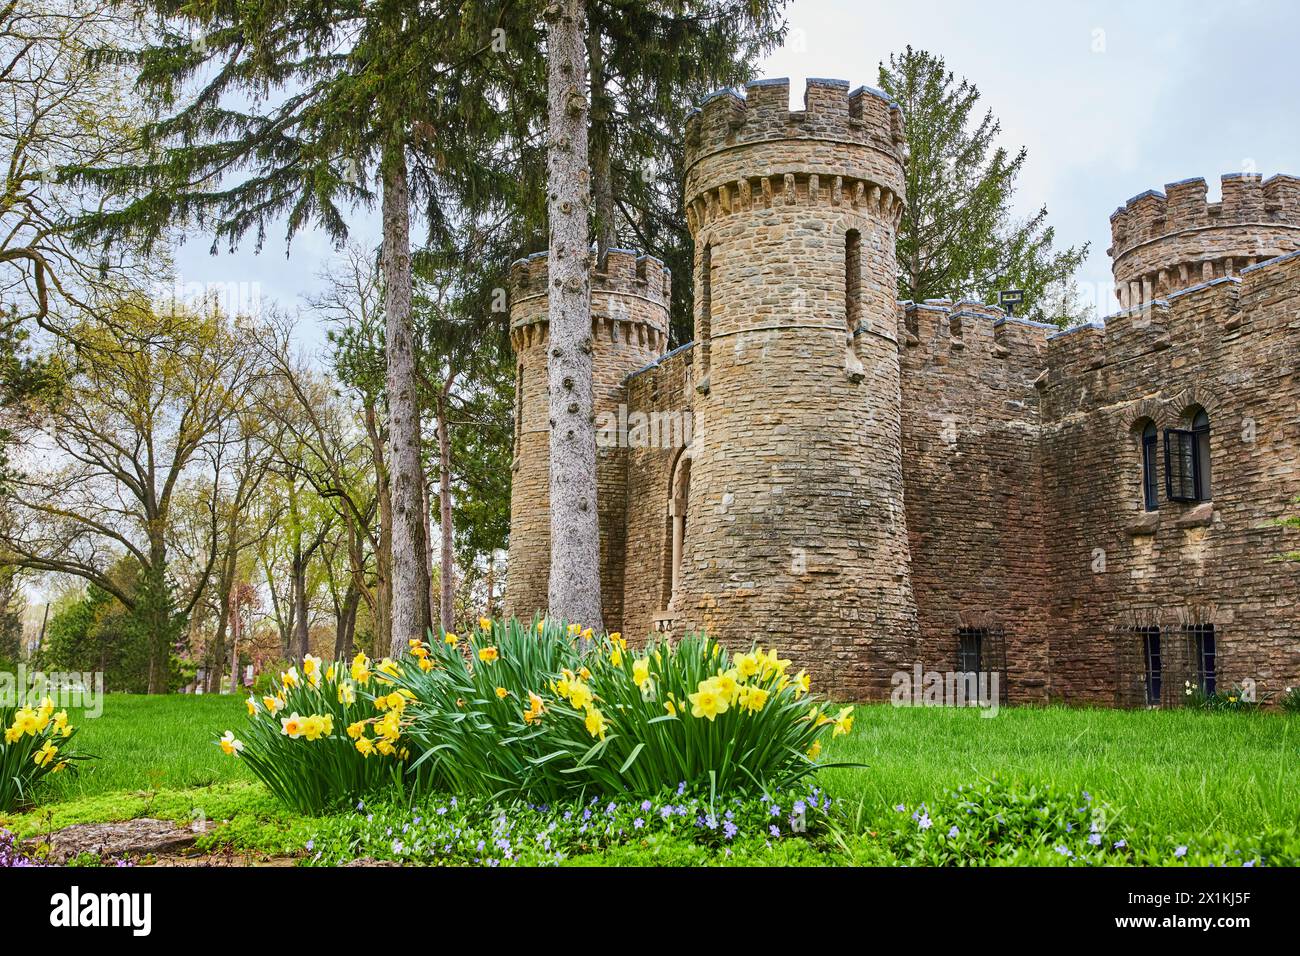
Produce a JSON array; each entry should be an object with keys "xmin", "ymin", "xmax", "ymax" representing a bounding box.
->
[
  {"xmin": 1109, "ymin": 173, "xmax": 1300, "ymax": 308},
  {"xmin": 674, "ymin": 77, "xmax": 917, "ymax": 699},
  {"xmin": 504, "ymin": 250, "xmax": 671, "ymax": 628}
]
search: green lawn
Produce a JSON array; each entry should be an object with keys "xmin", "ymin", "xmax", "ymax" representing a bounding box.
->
[
  {"xmin": 44, "ymin": 693, "xmax": 250, "ymax": 800},
  {"xmin": 8, "ymin": 695, "xmax": 1297, "ymax": 857}
]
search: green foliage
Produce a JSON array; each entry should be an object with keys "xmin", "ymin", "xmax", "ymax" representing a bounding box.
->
[
  {"xmin": 39, "ymin": 576, "xmax": 169, "ymax": 695},
  {"xmin": 878, "ymin": 46, "xmax": 1088, "ymax": 323},
  {"xmin": 222, "ymin": 655, "xmax": 421, "ymax": 815},
  {"xmin": 391, "ymin": 618, "xmax": 847, "ymax": 802},
  {"xmin": 1183, "ymin": 682, "xmax": 1263, "ymax": 712},
  {"xmin": 301, "ymin": 785, "xmax": 836, "ymax": 866},
  {"xmin": 1279, "ymin": 686, "xmax": 1300, "ymax": 714},
  {"xmin": 0, "ymin": 697, "xmax": 88, "ymax": 812}
]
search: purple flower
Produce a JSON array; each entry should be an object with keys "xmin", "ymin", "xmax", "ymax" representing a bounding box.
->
[
  {"xmin": 1088, "ymin": 833, "xmax": 1101, "ymax": 846},
  {"xmin": 769, "ymin": 825, "xmax": 780, "ymax": 837},
  {"xmin": 769, "ymin": 804, "xmax": 781, "ymax": 817},
  {"xmin": 1174, "ymin": 845, "xmax": 1187, "ymax": 858},
  {"xmin": 894, "ymin": 804, "xmax": 906, "ymax": 813},
  {"xmin": 918, "ymin": 813, "xmax": 932, "ymax": 830},
  {"xmin": 641, "ymin": 800, "xmax": 652, "ymax": 812},
  {"xmin": 948, "ymin": 825, "xmax": 959, "ymax": 838},
  {"xmin": 723, "ymin": 821, "xmax": 738, "ymax": 840},
  {"xmin": 1054, "ymin": 845, "xmax": 1072, "ymax": 858},
  {"xmin": 677, "ymin": 781, "xmax": 686, "ymax": 796},
  {"xmin": 305, "ymin": 839, "xmax": 314, "ymax": 851},
  {"xmin": 633, "ymin": 818, "xmax": 645, "ymax": 829},
  {"xmin": 1113, "ymin": 839, "xmax": 1127, "ymax": 849}
]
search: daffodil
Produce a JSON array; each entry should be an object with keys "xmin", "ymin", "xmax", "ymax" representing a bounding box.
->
[
  {"xmin": 444, "ymin": 632, "xmax": 459, "ymax": 647},
  {"xmin": 567, "ymin": 679, "xmax": 593, "ymax": 710},
  {"xmin": 281, "ymin": 666, "xmax": 300, "ymax": 688},
  {"xmin": 632, "ymin": 658, "xmax": 651, "ymax": 687},
  {"xmin": 263, "ymin": 695, "xmax": 283, "ymax": 715},
  {"xmin": 3, "ymin": 726, "xmax": 21, "ymax": 744},
  {"xmin": 609, "ymin": 648, "xmax": 623, "ymax": 667},
  {"xmin": 245, "ymin": 695, "xmax": 258, "ymax": 716},
  {"xmin": 713, "ymin": 670, "xmax": 741, "ymax": 703},
  {"xmin": 351, "ymin": 653, "xmax": 372, "ymax": 684},
  {"xmin": 355, "ymin": 737, "xmax": 375, "ymax": 757},
  {"xmin": 418, "ymin": 655, "xmax": 435, "ymax": 672},
  {"xmin": 523, "ymin": 692, "xmax": 545, "ymax": 725},
  {"xmin": 52, "ymin": 710, "xmax": 68, "ymax": 734},
  {"xmin": 664, "ymin": 699, "xmax": 677, "ymax": 717},
  {"xmin": 689, "ymin": 681, "xmax": 729, "ymax": 721},
  {"xmin": 303, "ymin": 653, "xmax": 322, "ymax": 679},
  {"xmin": 609, "ymin": 632, "xmax": 626, "ymax": 651},
  {"xmin": 347, "ymin": 721, "xmax": 367, "ymax": 739},
  {"xmin": 495, "ymin": 686, "xmax": 509, "ymax": 699},
  {"xmin": 33, "ymin": 741, "xmax": 58, "ymax": 768},
  {"xmin": 301, "ymin": 715, "xmax": 325, "ymax": 740},
  {"xmin": 479, "ymin": 616, "xmax": 492, "ymax": 632},
  {"xmin": 12, "ymin": 707, "xmax": 39, "ymax": 736},
  {"xmin": 807, "ymin": 739, "xmax": 822, "ymax": 761},
  {"xmin": 280, "ymin": 712, "xmax": 304, "ymax": 738},
  {"xmin": 338, "ymin": 681, "xmax": 356, "ymax": 705},
  {"xmin": 220, "ymin": 731, "xmax": 244, "ymax": 756},
  {"xmin": 567, "ymin": 623, "xmax": 581, "ymax": 636},
  {"xmin": 584, "ymin": 706, "xmax": 608, "ymax": 740},
  {"xmin": 739, "ymin": 686, "xmax": 769, "ymax": 713},
  {"xmin": 832, "ymin": 706, "xmax": 854, "ymax": 737},
  {"xmin": 794, "ymin": 670, "xmax": 811, "ymax": 697},
  {"xmin": 478, "ymin": 646, "xmax": 500, "ymax": 663}
]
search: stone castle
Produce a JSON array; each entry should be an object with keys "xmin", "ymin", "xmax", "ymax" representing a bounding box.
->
[{"xmin": 505, "ymin": 77, "xmax": 1300, "ymax": 705}]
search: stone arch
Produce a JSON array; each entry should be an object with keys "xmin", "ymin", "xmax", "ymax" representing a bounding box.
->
[{"xmin": 664, "ymin": 446, "xmax": 693, "ymax": 613}]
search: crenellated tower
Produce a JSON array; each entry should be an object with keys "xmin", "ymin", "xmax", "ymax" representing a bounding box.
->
[
  {"xmin": 674, "ymin": 77, "xmax": 918, "ymax": 699},
  {"xmin": 1109, "ymin": 172, "xmax": 1300, "ymax": 308},
  {"xmin": 505, "ymin": 250, "xmax": 671, "ymax": 629}
]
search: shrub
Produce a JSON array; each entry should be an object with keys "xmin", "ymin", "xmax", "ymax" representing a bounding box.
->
[
  {"xmin": 217, "ymin": 652, "xmax": 425, "ymax": 814},
  {"xmin": 392, "ymin": 618, "xmax": 853, "ymax": 801},
  {"xmin": 1279, "ymin": 686, "xmax": 1300, "ymax": 714},
  {"xmin": 0, "ymin": 697, "xmax": 86, "ymax": 812},
  {"xmin": 1184, "ymin": 682, "xmax": 1262, "ymax": 712}
]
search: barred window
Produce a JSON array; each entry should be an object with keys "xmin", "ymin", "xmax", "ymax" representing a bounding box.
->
[
  {"xmin": 1185, "ymin": 624, "xmax": 1216, "ymax": 695},
  {"xmin": 1139, "ymin": 627, "xmax": 1162, "ymax": 705}
]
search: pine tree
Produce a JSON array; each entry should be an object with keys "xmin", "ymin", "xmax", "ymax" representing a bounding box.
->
[{"xmin": 879, "ymin": 47, "xmax": 1087, "ymax": 317}]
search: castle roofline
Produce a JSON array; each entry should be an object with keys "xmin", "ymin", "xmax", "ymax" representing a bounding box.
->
[{"xmin": 623, "ymin": 340, "xmax": 695, "ymax": 383}]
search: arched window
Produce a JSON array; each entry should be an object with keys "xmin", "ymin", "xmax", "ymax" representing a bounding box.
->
[
  {"xmin": 1164, "ymin": 407, "xmax": 1212, "ymax": 502},
  {"xmin": 845, "ymin": 229, "xmax": 862, "ymax": 333},
  {"xmin": 1141, "ymin": 421, "xmax": 1158, "ymax": 511},
  {"xmin": 664, "ymin": 451, "xmax": 692, "ymax": 611}
]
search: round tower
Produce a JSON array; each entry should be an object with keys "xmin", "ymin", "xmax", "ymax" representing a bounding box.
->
[
  {"xmin": 1110, "ymin": 172, "xmax": 1300, "ymax": 308},
  {"xmin": 505, "ymin": 250, "xmax": 671, "ymax": 628},
  {"xmin": 675, "ymin": 77, "xmax": 917, "ymax": 699}
]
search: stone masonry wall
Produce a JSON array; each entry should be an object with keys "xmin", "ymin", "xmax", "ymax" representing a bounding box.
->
[
  {"xmin": 1110, "ymin": 174, "xmax": 1300, "ymax": 308},
  {"xmin": 504, "ymin": 251, "xmax": 671, "ymax": 630},
  {"xmin": 1041, "ymin": 252, "xmax": 1300, "ymax": 703},
  {"xmin": 674, "ymin": 78, "xmax": 918, "ymax": 700},
  {"xmin": 898, "ymin": 301, "xmax": 1054, "ymax": 703}
]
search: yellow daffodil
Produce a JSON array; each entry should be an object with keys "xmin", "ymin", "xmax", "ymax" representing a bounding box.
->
[
  {"xmin": 418, "ymin": 656, "xmax": 435, "ymax": 672},
  {"xmin": 355, "ymin": 737, "xmax": 375, "ymax": 757},
  {"xmin": 347, "ymin": 721, "xmax": 367, "ymax": 739},
  {"xmin": 713, "ymin": 670, "xmax": 741, "ymax": 703},
  {"xmin": 689, "ymin": 681, "xmax": 729, "ymax": 721},
  {"xmin": 385, "ymin": 691, "xmax": 406, "ymax": 712},
  {"xmin": 33, "ymin": 741, "xmax": 58, "ymax": 768},
  {"xmin": 262, "ymin": 695, "xmax": 283, "ymax": 715},
  {"xmin": 338, "ymin": 681, "xmax": 356, "ymax": 705},
  {"xmin": 444, "ymin": 632, "xmax": 459, "ymax": 647},
  {"xmin": 3, "ymin": 726, "xmax": 21, "ymax": 743},
  {"xmin": 479, "ymin": 617, "xmax": 492, "ymax": 632},
  {"xmin": 579, "ymin": 666, "xmax": 591, "ymax": 681},
  {"xmin": 632, "ymin": 658, "xmax": 651, "ymax": 687},
  {"xmin": 581, "ymin": 627, "xmax": 594, "ymax": 641},
  {"xmin": 12, "ymin": 707, "xmax": 39, "ymax": 736},
  {"xmin": 735, "ymin": 652, "xmax": 760, "ymax": 679},
  {"xmin": 245, "ymin": 695, "xmax": 258, "ymax": 716},
  {"xmin": 609, "ymin": 648, "xmax": 623, "ymax": 667},
  {"xmin": 52, "ymin": 710, "xmax": 68, "ymax": 734},
  {"xmin": 351, "ymin": 653, "xmax": 372, "ymax": 684},
  {"xmin": 664, "ymin": 699, "xmax": 677, "ymax": 717},
  {"xmin": 794, "ymin": 670, "xmax": 811, "ymax": 697},
  {"xmin": 536, "ymin": 619, "xmax": 546, "ymax": 634},
  {"xmin": 376, "ymin": 659, "xmax": 399, "ymax": 682},
  {"xmin": 303, "ymin": 654, "xmax": 322, "ymax": 679},
  {"xmin": 567, "ymin": 623, "xmax": 581, "ymax": 636},
  {"xmin": 807, "ymin": 739, "xmax": 822, "ymax": 760},
  {"xmin": 495, "ymin": 686, "xmax": 509, "ymax": 699},
  {"xmin": 281, "ymin": 666, "xmax": 300, "ymax": 688},
  {"xmin": 832, "ymin": 706, "xmax": 854, "ymax": 737},
  {"xmin": 301, "ymin": 715, "xmax": 325, "ymax": 740},
  {"xmin": 478, "ymin": 646, "xmax": 499, "ymax": 663},
  {"xmin": 377, "ymin": 711, "xmax": 401, "ymax": 741},
  {"xmin": 584, "ymin": 706, "xmax": 608, "ymax": 740},
  {"xmin": 523, "ymin": 692, "xmax": 545, "ymax": 725},
  {"xmin": 610, "ymin": 632, "xmax": 626, "ymax": 651},
  {"xmin": 567, "ymin": 679, "xmax": 593, "ymax": 710},
  {"xmin": 280, "ymin": 712, "xmax": 304, "ymax": 738},
  {"xmin": 739, "ymin": 686, "xmax": 769, "ymax": 713},
  {"xmin": 376, "ymin": 739, "xmax": 396, "ymax": 757},
  {"xmin": 220, "ymin": 731, "xmax": 244, "ymax": 756}
]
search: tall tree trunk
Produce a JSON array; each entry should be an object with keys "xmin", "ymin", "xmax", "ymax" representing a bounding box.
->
[
  {"xmin": 291, "ymin": 554, "xmax": 310, "ymax": 661},
  {"xmin": 364, "ymin": 400, "xmax": 393, "ymax": 653},
  {"xmin": 589, "ymin": 32, "xmax": 616, "ymax": 261},
  {"xmin": 227, "ymin": 588, "xmax": 242, "ymax": 695},
  {"xmin": 436, "ymin": 386, "xmax": 455, "ymax": 633},
  {"xmin": 207, "ymin": 596, "xmax": 231, "ymax": 694},
  {"xmin": 381, "ymin": 143, "xmax": 432, "ymax": 654},
  {"xmin": 336, "ymin": 583, "xmax": 360, "ymax": 659},
  {"xmin": 545, "ymin": 0, "xmax": 602, "ymax": 628}
]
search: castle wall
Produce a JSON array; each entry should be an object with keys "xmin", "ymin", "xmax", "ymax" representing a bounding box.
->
[
  {"xmin": 898, "ymin": 302, "xmax": 1055, "ymax": 702},
  {"xmin": 675, "ymin": 78, "xmax": 917, "ymax": 700},
  {"xmin": 1040, "ymin": 253, "xmax": 1300, "ymax": 704},
  {"xmin": 505, "ymin": 251, "xmax": 670, "ymax": 630}
]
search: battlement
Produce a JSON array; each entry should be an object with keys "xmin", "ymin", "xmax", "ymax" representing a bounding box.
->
[
  {"xmin": 1110, "ymin": 174, "xmax": 1300, "ymax": 255},
  {"xmin": 684, "ymin": 78, "xmax": 906, "ymax": 175},
  {"xmin": 509, "ymin": 250, "xmax": 672, "ymax": 318},
  {"xmin": 1108, "ymin": 172, "xmax": 1300, "ymax": 308},
  {"xmin": 899, "ymin": 298, "xmax": 1053, "ymax": 363}
]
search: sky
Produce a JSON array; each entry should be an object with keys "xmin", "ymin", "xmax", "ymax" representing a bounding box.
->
[{"xmin": 170, "ymin": 0, "xmax": 1300, "ymax": 337}]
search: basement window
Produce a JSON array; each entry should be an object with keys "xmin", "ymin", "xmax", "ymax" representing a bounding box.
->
[{"xmin": 1185, "ymin": 624, "xmax": 1216, "ymax": 695}]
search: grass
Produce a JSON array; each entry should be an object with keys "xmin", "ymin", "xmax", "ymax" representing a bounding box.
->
[
  {"xmin": 4, "ymin": 694, "xmax": 1296, "ymax": 863},
  {"xmin": 40, "ymin": 693, "xmax": 250, "ymax": 800},
  {"xmin": 823, "ymin": 704, "xmax": 1298, "ymax": 840}
]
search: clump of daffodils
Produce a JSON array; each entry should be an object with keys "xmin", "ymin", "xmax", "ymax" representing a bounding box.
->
[
  {"xmin": 1, "ymin": 696, "xmax": 84, "ymax": 812},
  {"xmin": 219, "ymin": 649, "xmax": 420, "ymax": 814}
]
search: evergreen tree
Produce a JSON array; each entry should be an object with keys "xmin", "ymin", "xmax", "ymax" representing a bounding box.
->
[{"xmin": 879, "ymin": 47, "xmax": 1087, "ymax": 319}]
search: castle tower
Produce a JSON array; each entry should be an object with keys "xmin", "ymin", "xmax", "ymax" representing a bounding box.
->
[
  {"xmin": 1109, "ymin": 173, "xmax": 1300, "ymax": 308},
  {"xmin": 505, "ymin": 250, "xmax": 671, "ymax": 629},
  {"xmin": 676, "ymin": 77, "xmax": 917, "ymax": 699}
]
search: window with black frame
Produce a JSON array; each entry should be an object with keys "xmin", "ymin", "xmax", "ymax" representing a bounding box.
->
[
  {"xmin": 1164, "ymin": 408, "xmax": 1211, "ymax": 502},
  {"xmin": 1185, "ymin": 623, "xmax": 1216, "ymax": 695},
  {"xmin": 957, "ymin": 628, "xmax": 982, "ymax": 674},
  {"xmin": 1139, "ymin": 626, "xmax": 1162, "ymax": 705},
  {"xmin": 1141, "ymin": 422, "xmax": 1159, "ymax": 511}
]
